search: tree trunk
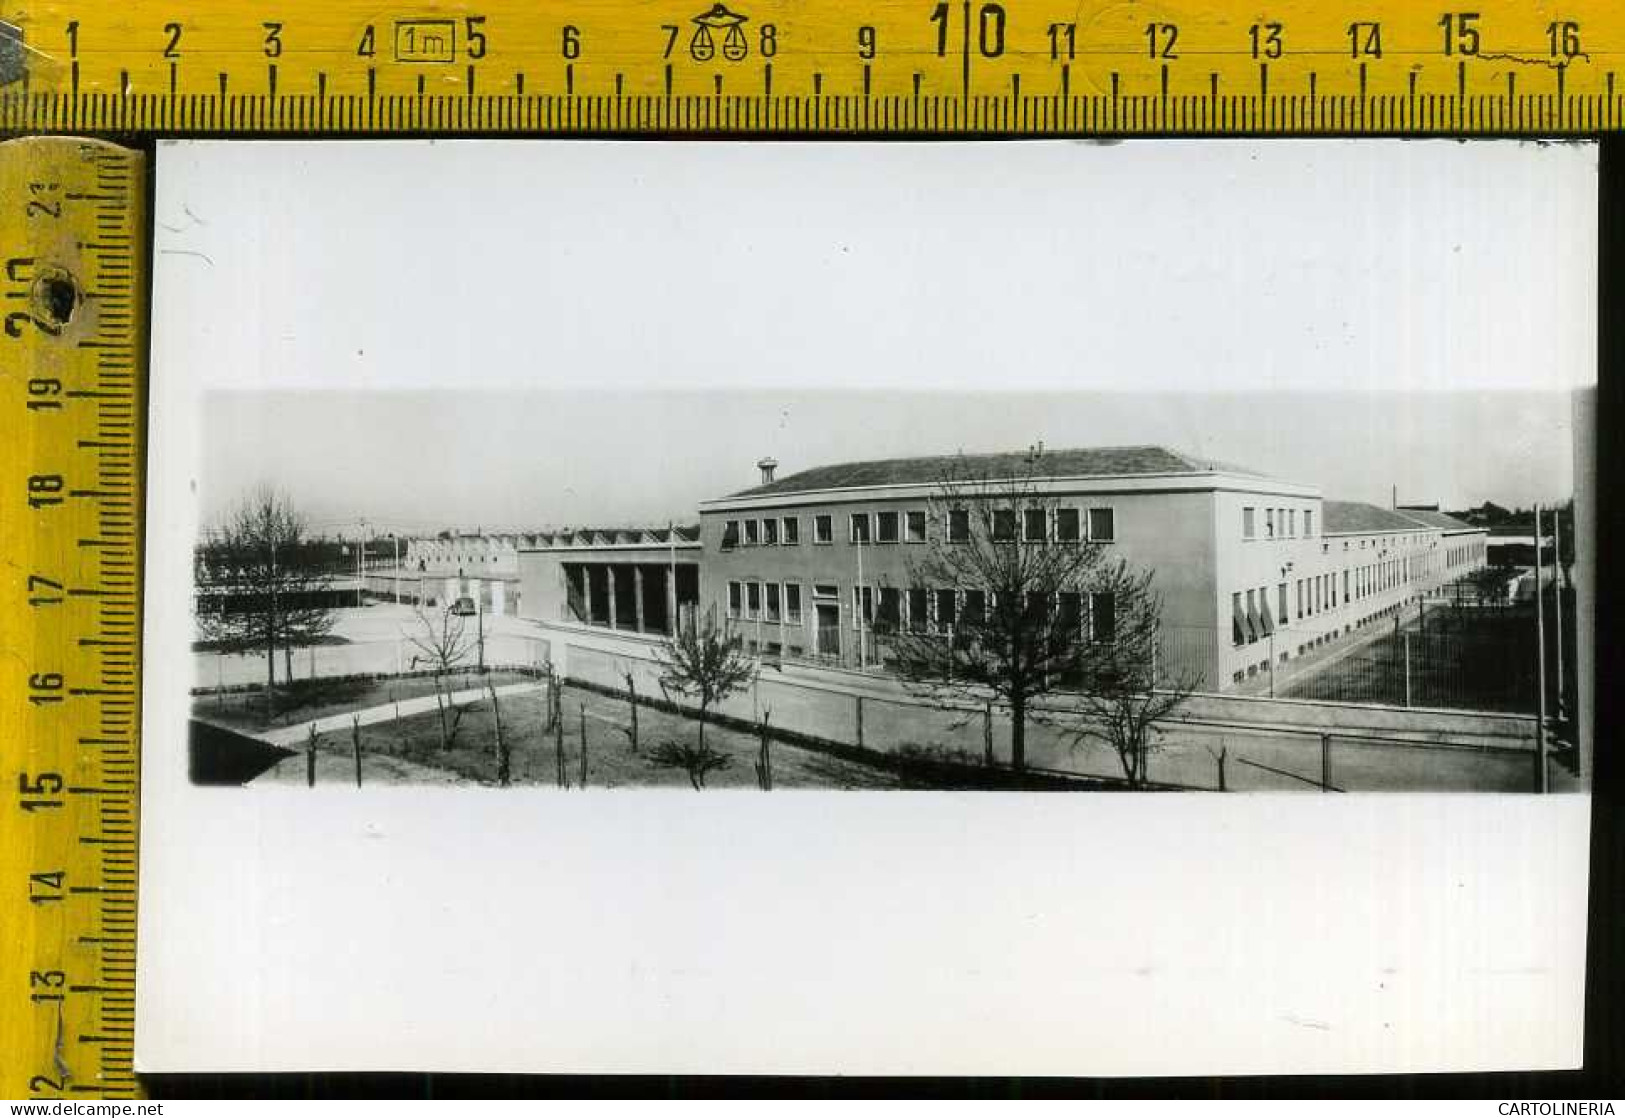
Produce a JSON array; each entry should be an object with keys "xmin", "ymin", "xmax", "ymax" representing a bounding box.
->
[
  {"xmin": 697, "ymin": 701, "xmax": 708, "ymax": 754},
  {"xmin": 433, "ymin": 671, "xmax": 449, "ymax": 749}
]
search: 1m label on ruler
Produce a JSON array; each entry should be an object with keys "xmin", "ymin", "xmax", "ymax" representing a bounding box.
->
[{"xmin": 0, "ymin": 0, "xmax": 1621, "ymax": 132}]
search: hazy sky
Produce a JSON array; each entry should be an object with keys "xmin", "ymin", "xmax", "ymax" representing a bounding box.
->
[
  {"xmin": 156, "ymin": 139, "xmax": 1594, "ymax": 535},
  {"xmin": 200, "ymin": 388, "xmax": 1577, "ymax": 534}
]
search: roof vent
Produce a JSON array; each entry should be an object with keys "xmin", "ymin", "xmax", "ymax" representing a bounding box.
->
[{"xmin": 757, "ymin": 456, "xmax": 778, "ymax": 484}]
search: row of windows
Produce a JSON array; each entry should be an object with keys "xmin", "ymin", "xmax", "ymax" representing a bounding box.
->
[
  {"xmin": 1446, "ymin": 540, "xmax": 1485, "ymax": 567},
  {"xmin": 1242, "ymin": 504, "xmax": 1315, "ymax": 542},
  {"xmin": 726, "ymin": 580, "xmax": 805, "ymax": 624},
  {"xmin": 1230, "ymin": 555, "xmax": 1426, "ymax": 647},
  {"xmin": 722, "ymin": 507, "xmax": 1117, "ymax": 549},
  {"xmin": 727, "ymin": 581, "xmax": 1117, "ymax": 641}
]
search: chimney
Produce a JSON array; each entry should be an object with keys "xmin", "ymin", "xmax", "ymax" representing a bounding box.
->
[{"xmin": 757, "ymin": 456, "xmax": 778, "ymax": 484}]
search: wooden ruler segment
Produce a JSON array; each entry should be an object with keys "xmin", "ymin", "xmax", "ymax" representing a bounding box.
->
[
  {"xmin": 0, "ymin": 0, "xmax": 1622, "ymax": 133},
  {"xmin": 0, "ymin": 136, "xmax": 144, "ymax": 1100}
]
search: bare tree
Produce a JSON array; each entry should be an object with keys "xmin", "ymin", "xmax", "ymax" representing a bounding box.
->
[
  {"xmin": 885, "ymin": 449, "xmax": 1154, "ymax": 773},
  {"xmin": 1058, "ymin": 562, "xmax": 1201, "ymax": 789},
  {"xmin": 654, "ymin": 607, "xmax": 756, "ymax": 757},
  {"xmin": 196, "ymin": 485, "xmax": 335, "ymax": 720},
  {"xmin": 648, "ymin": 607, "xmax": 755, "ymax": 790},
  {"xmin": 402, "ymin": 603, "xmax": 476, "ymax": 749}
]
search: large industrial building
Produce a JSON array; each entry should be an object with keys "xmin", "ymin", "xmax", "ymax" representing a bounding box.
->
[{"xmin": 518, "ymin": 445, "xmax": 1488, "ymax": 693}]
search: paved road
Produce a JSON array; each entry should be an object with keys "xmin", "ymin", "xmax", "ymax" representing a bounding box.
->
[{"xmin": 195, "ymin": 603, "xmax": 551, "ymax": 689}]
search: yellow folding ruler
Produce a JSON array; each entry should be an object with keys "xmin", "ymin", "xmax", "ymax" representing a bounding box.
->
[
  {"xmin": 0, "ymin": 0, "xmax": 1621, "ymax": 132},
  {"xmin": 0, "ymin": 135, "xmax": 143, "ymax": 1100},
  {"xmin": 0, "ymin": 0, "xmax": 1618, "ymax": 1100}
]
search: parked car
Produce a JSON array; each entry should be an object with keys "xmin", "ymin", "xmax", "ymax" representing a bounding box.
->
[{"xmin": 451, "ymin": 596, "xmax": 477, "ymax": 617}]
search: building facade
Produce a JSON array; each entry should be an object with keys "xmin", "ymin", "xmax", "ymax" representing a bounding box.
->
[
  {"xmin": 691, "ymin": 446, "xmax": 1488, "ymax": 692},
  {"xmin": 517, "ymin": 527, "xmax": 702, "ymax": 637}
]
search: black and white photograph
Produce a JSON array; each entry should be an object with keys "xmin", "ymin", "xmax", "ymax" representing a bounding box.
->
[
  {"xmin": 137, "ymin": 138, "xmax": 1595, "ymax": 1076},
  {"xmin": 173, "ymin": 142, "xmax": 1591, "ymax": 796}
]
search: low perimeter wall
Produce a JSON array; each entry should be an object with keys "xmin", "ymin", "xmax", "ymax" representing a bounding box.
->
[{"xmin": 528, "ymin": 621, "xmax": 1538, "ymax": 793}]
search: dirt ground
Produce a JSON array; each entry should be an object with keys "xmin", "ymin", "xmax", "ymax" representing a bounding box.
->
[{"xmin": 280, "ymin": 684, "xmax": 904, "ymax": 790}]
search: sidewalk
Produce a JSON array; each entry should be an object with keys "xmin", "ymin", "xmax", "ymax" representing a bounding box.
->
[{"xmin": 256, "ymin": 680, "xmax": 545, "ymax": 748}]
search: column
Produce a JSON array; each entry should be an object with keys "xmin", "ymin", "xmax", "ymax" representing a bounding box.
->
[
  {"xmin": 607, "ymin": 566, "xmax": 618, "ymax": 630},
  {"xmin": 633, "ymin": 567, "xmax": 646, "ymax": 633},
  {"xmin": 492, "ymin": 579, "xmax": 506, "ymax": 616}
]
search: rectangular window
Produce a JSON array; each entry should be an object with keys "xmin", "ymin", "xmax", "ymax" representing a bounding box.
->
[
  {"xmin": 1024, "ymin": 590, "xmax": 1049, "ymax": 621},
  {"xmin": 814, "ymin": 515, "xmax": 833, "ymax": 544},
  {"xmin": 992, "ymin": 509, "xmax": 1016, "ymax": 542},
  {"xmin": 1305, "ymin": 509, "xmax": 1314, "ymax": 537},
  {"xmin": 876, "ymin": 510, "xmax": 899, "ymax": 543},
  {"xmin": 1277, "ymin": 583, "xmax": 1288, "ymax": 625},
  {"xmin": 785, "ymin": 583, "xmax": 802, "ymax": 623},
  {"xmin": 905, "ymin": 510, "xmax": 927, "ymax": 543},
  {"xmin": 1288, "ymin": 509, "xmax": 1297, "ymax": 537},
  {"xmin": 963, "ymin": 589, "xmax": 986, "ymax": 627},
  {"xmin": 1090, "ymin": 592, "xmax": 1117, "ymax": 643},
  {"xmin": 1232, "ymin": 592, "xmax": 1246, "ymax": 646},
  {"xmin": 1243, "ymin": 507, "xmax": 1256, "ymax": 540},
  {"xmin": 764, "ymin": 582, "xmax": 781, "ymax": 622},
  {"xmin": 813, "ymin": 583, "xmax": 839, "ymax": 598},
  {"xmin": 722, "ymin": 521, "xmax": 740, "ymax": 550},
  {"xmin": 852, "ymin": 585, "xmax": 874, "ymax": 627},
  {"xmin": 907, "ymin": 587, "xmax": 928, "ymax": 633},
  {"xmin": 1265, "ymin": 508, "xmax": 1275, "ymax": 539},
  {"xmin": 877, "ymin": 587, "xmax": 901, "ymax": 630},
  {"xmin": 1088, "ymin": 507, "xmax": 1116, "ymax": 542},
  {"xmin": 728, "ymin": 581, "xmax": 741, "ymax": 618},
  {"xmin": 782, "ymin": 517, "xmax": 799, "ymax": 545},
  {"xmin": 947, "ymin": 508, "xmax": 970, "ymax": 542},
  {"xmin": 934, "ymin": 588, "xmax": 957, "ymax": 632},
  {"xmin": 1023, "ymin": 508, "xmax": 1048, "ymax": 542},
  {"xmin": 744, "ymin": 519, "xmax": 760, "ymax": 546},
  {"xmin": 849, "ymin": 513, "xmax": 870, "ymax": 543},
  {"xmin": 1055, "ymin": 508, "xmax": 1080, "ymax": 542},
  {"xmin": 1058, "ymin": 591, "xmax": 1082, "ymax": 633},
  {"xmin": 1296, "ymin": 579, "xmax": 1304, "ymax": 619},
  {"xmin": 762, "ymin": 518, "xmax": 779, "ymax": 546}
]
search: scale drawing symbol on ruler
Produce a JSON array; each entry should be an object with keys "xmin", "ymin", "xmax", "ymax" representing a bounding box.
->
[{"xmin": 691, "ymin": 3, "xmax": 750, "ymax": 62}]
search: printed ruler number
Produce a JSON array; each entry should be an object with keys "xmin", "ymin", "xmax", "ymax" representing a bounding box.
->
[
  {"xmin": 1145, "ymin": 22, "xmax": 1178, "ymax": 58},
  {"xmin": 930, "ymin": 3, "xmax": 1006, "ymax": 59},
  {"xmin": 1250, "ymin": 22, "xmax": 1284, "ymax": 59},
  {"xmin": 1547, "ymin": 20, "xmax": 1582, "ymax": 57},
  {"xmin": 1438, "ymin": 12, "xmax": 1481, "ymax": 56}
]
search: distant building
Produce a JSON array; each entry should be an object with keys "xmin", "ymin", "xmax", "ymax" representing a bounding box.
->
[{"xmin": 517, "ymin": 526, "xmax": 703, "ymax": 637}]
